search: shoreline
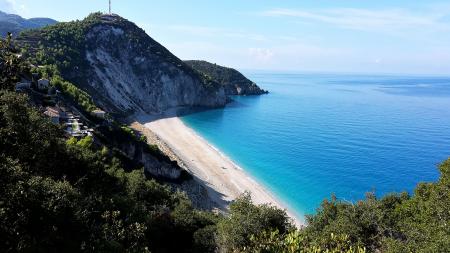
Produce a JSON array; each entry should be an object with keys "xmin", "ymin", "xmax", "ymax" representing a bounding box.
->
[{"xmin": 133, "ymin": 110, "xmax": 305, "ymax": 227}]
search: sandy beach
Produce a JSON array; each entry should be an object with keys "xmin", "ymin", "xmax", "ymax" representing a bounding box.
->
[{"xmin": 133, "ymin": 111, "xmax": 304, "ymax": 227}]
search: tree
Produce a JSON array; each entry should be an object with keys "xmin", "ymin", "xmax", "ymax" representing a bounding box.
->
[
  {"xmin": 216, "ymin": 192, "xmax": 293, "ymax": 253},
  {"xmin": 0, "ymin": 91, "xmax": 218, "ymax": 252},
  {"xmin": 0, "ymin": 33, "xmax": 29, "ymax": 90}
]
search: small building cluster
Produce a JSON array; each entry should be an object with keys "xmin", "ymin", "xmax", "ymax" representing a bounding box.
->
[
  {"xmin": 44, "ymin": 106, "xmax": 94, "ymax": 138},
  {"xmin": 15, "ymin": 81, "xmax": 31, "ymax": 90},
  {"xmin": 16, "ymin": 76, "xmax": 57, "ymax": 107},
  {"xmin": 15, "ymin": 74, "xmax": 50, "ymax": 93},
  {"xmin": 43, "ymin": 106, "xmax": 63, "ymax": 125},
  {"xmin": 64, "ymin": 109, "xmax": 94, "ymax": 138},
  {"xmin": 91, "ymin": 109, "xmax": 106, "ymax": 119},
  {"xmin": 37, "ymin": 78, "xmax": 50, "ymax": 90},
  {"xmin": 16, "ymin": 74, "xmax": 103, "ymax": 139}
]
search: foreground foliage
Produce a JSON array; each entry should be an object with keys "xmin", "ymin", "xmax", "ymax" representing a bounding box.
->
[
  {"xmin": 0, "ymin": 91, "xmax": 220, "ymax": 252},
  {"xmin": 238, "ymin": 159, "xmax": 449, "ymax": 253},
  {"xmin": 0, "ymin": 33, "xmax": 30, "ymax": 90}
]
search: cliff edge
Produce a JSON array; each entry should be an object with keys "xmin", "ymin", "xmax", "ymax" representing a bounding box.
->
[{"xmin": 18, "ymin": 13, "xmax": 227, "ymax": 115}]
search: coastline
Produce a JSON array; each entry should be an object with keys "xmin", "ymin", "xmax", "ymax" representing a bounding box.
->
[{"xmin": 133, "ymin": 110, "xmax": 305, "ymax": 227}]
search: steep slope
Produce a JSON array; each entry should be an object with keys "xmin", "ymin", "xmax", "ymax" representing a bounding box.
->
[
  {"xmin": 0, "ymin": 10, "xmax": 57, "ymax": 37},
  {"xmin": 185, "ymin": 60, "xmax": 268, "ymax": 95},
  {"xmin": 18, "ymin": 13, "xmax": 226, "ymax": 115}
]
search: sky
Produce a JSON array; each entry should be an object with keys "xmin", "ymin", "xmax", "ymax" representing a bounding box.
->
[{"xmin": 2, "ymin": 0, "xmax": 450, "ymax": 75}]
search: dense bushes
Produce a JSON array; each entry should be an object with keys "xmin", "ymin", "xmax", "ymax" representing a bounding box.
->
[
  {"xmin": 216, "ymin": 193, "xmax": 293, "ymax": 252},
  {"xmin": 96, "ymin": 123, "xmax": 168, "ymax": 166},
  {"xmin": 0, "ymin": 91, "xmax": 218, "ymax": 252},
  {"xmin": 20, "ymin": 12, "xmax": 103, "ymax": 72},
  {"xmin": 50, "ymin": 74, "xmax": 97, "ymax": 112},
  {"xmin": 186, "ymin": 60, "xmax": 252, "ymax": 88},
  {"xmin": 238, "ymin": 160, "xmax": 450, "ymax": 253},
  {"xmin": 185, "ymin": 60, "xmax": 265, "ymax": 94},
  {"xmin": 30, "ymin": 63, "xmax": 98, "ymax": 113},
  {"xmin": 302, "ymin": 160, "xmax": 450, "ymax": 252},
  {"xmin": 1, "ymin": 33, "xmax": 98, "ymax": 113},
  {"xmin": 0, "ymin": 33, "xmax": 30, "ymax": 90}
]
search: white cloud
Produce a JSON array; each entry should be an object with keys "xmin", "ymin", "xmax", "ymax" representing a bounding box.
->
[
  {"xmin": 0, "ymin": 0, "xmax": 14, "ymax": 13},
  {"xmin": 166, "ymin": 24, "xmax": 267, "ymax": 41},
  {"xmin": 248, "ymin": 48, "xmax": 274, "ymax": 63},
  {"xmin": 136, "ymin": 6, "xmax": 450, "ymax": 75},
  {"xmin": 261, "ymin": 8, "xmax": 450, "ymax": 33},
  {"xmin": 1, "ymin": 0, "xmax": 28, "ymax": 16}
]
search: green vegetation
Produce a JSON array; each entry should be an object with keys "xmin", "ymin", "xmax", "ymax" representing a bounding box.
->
[
  {"xmin": 14, "ymin": 13, "xmax": 103, "ymax": 113},
  {"xmin": 1, "ymin": 30, "xmax": 98, "ymax": 113},
  {"xmin": 118, "ymin": 124, "xmax": 164, "ymax": 157},
  {"xmin": 216, "ymin": 193, "xmax": 293, "ymax": 252},
  {"xmin": 0, "ymin": 33, "xmax": 30, "ymax": 90},
  {"xmin": 301, "ymin": 159, "xmax": 450, "ymax": 252},
  {"xmin": 185, "ymin": 60, "xmax": 266, "ymax": 95},
  {"xmin": 185, "ymin": 60, "xmax": 250, "ymax": 86},
  {"xmin": 120, "ymin": 125, "xmax": 148, "ymax": 144},
  {"xmin": 51, "ymin": 74, "xmax": 97, "ymax": 112},
  {"xmin": 20, "ymin": 13, "xmax": 103, "ymax": 73},
  {"xmin": 227, "ymin": 159, "xmax": 450, "ymax": 253},
  {"xmin": 29, "ymin": 62, "xmax": 98, "ymax": 113},
  {"xmin": 0, "ymin": 90, "xmax": 220, "ymax": 252}
]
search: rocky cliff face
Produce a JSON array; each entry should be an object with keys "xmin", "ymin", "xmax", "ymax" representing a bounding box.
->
[
  {"xmin": 82, "ymin": 18, "xmax": 226, "ymax": 114},
  {"xmin": 119, "ymin": 141, "xmax": 182, "ymax": 180},
  {"xmin": 185, "ymin": 60, "xmax": 268, "ymax": 95},
  {"xmin": 96, "ymin": 124, "xmax": 183, "ymax": 181},
  {"xmin": 18, "ymin": 13, "xmax": 227, "ymax": 115}
]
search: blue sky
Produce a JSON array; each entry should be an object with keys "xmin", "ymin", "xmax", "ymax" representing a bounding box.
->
[{"xmin": 2, "ymin": 0, "xmax": 450, "ymax": 75}]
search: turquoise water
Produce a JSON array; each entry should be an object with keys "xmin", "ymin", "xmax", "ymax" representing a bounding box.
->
[{"xmin": 181, "ymin": 72, "xmax": 450, "ymax": 218}]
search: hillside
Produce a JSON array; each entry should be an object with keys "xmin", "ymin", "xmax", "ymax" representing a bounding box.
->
[
  {"xmin": 17, "ymin": 13, "xmax": 226, "ymax": 115},
  {"xmin": 0, "ymin": 10, "xmax": 56, "ymax": 37},
  {"xmin": 185, "ymin": 60, "xmax": 268, "ymax": 95}
]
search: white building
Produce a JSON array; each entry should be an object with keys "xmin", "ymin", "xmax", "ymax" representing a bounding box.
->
[
  {"xmin": 91, "ymin": 109, "xmax": 107, "ymax": 119},
  {"xmin": 15, "ymin": 82, "xmax": 31, "ymax": 91},
  {"xmin": 44, "ymin": 107, "xmax": 61, "ymax": 124},
  {"xmin": 37, "ymin": 78, "xmax": 50, "ymax": 90}
]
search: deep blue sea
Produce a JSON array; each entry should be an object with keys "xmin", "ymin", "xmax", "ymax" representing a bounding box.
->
[{"xmin": 180, "ymin": 72, "xmax": 450, "ymax": 218}]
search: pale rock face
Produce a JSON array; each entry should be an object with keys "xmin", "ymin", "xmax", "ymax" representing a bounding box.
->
[
  {"xmin": 82, "ymin": 23, "xmax": 226, "ymax": 114},
  {"xmin": 120, "ymin": 142, "xmax": 181, "ymax": 180}
]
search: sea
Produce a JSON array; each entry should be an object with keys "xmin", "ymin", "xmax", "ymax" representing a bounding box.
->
[{"xmin": 180, "ymin": 72, "xmax": 450, "ymax": 218}]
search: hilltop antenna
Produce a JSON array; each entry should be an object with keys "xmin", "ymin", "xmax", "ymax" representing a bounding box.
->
[{"xmin": 109, "ymin": 0, "xmax": 111, "ymax": 14}]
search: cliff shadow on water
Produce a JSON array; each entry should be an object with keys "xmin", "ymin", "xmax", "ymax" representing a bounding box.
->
[{"xmin": 132, "ymin": 95, "xmax": 266, "ymax": 124}]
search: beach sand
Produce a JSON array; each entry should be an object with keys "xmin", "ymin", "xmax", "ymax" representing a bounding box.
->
[{"xmin": 133, "ymin": 111, "xmax": 304, "ymax": 227}]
